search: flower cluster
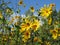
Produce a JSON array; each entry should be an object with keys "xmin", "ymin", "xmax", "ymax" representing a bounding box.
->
[{"xmin": 0, "ymin": 0, "xmax": 60, "ymax": 45}]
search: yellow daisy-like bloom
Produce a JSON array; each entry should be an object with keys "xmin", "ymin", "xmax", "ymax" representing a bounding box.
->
[
  {"xmin": 22, "ymin": 38, "xmax": 27, "ymax": 42},
  {"xmin": 11, "ymin": 27, "xmax": 14, "ymax": 31},
  {"xmin": 2, "ymin": 35, "xmax": 8, "ymax": 41},
  {"xmin": 39, "ymin": 5, "xmax": 52, "ymax": 18},
  {"xmin": 14, "ymin": 15, "xmax": 20, "ymax": 19},
  {"xmin": 10, "ymin": 32, "xmax": 15, "ymax": 36},
  {"xmin": 49, "ymin": 3, "xmax": 55, "ymax": 8},
  {"xmin": 20, "ymin": 22, "xmax": 31, "ymax": 33},
  {"xmin": 30, "ymin": 6, "xmax": 35, "ymax": 12},
  {"xmin": 31, "ymin": 19, "xmax": 40, "ymax": 32},
  {"xmin": 18, "ymin": 1, "xmax": 23, "ymax": 5},
  {"xmin": 19, "ymin": 23, "xmax": 27, "ymax": 33},
  {"xmin": 6, "ymin": 8, "xmax": 13, "ymax": 15},
  {"xmin": 50, "ymin": 29, "xmax": 58, "ymax": 39},
  {"xmin": 20, "ymin": 18, "xmax": 32, "ymax": 33},
  {"xmin": 33, "ymin": 37, "xmax": 42, "ymax": 43},
  {"xmin": 0, "ymin": 11, "xmax": 3, "ymax": 19},
  {"xmin": 14, "ymin": 22, "xmax": 20, "ymax": 26},
  {"xmin": 6, "ymin": 8, "xmax": 11, "ymax": 13},
  {"xmin": 58, "ymin": 34, "xmax": 60, "ymax": 37},
  {"xmin": 54, "ymin": 21, "xmax": 59, "ymax": 25},
  {"xmin": 8, "ymin": 19, "xmax": 14, "ymax": 25},
  {"xmin": 48, "ymin": 17, "xmax": 52, "ymax": 25},
  {"xmin": 19, "ymin": 28, "xmax": 25, "ymax": 33},
  {"xmin": 33, "ymin": 37, "xmax": 39, "ymax": 42},
  {"xmin": 45, "ymin": 41, "xmax": 51, "ymax": 45},
  {"xmin": 22, "ymin": 30, "xmax": 30, "ymax": 42},
  {"xmin": 21, "ymin": 16, "xmax": 29, "ymax": 21},
  {"xmin": 58, "ymin": 28, "xmax": 60, "ymax": 37}
]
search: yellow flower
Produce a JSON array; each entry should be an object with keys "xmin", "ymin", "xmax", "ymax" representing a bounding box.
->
[
  {"xmin": 20, "ymin": 18, "xmax": 32, "ymax": 33},
  {"xmin": 19, "ymin": 29, "xmax": 25, "ymax": 33},
  {"xmin": 14, "ymin": 22, "xmax": 20, "ymax": 26},
  {"xmin": 11, "ymin": 27, "xmax": 14, "ymax": 31},
  {"xmin": 34, "ymin": 37, "xmax": 38, "ymax": 42},
  {"xmin": 10, "ymin": 32, "xmax": 15, "ymax": 36},
  {"xmin": 0, "ymin": 11, "xmax": 3, "ymax": 19},
  {"xmin": 18, "ymin": 1, "xmax": 23, "ymax": 5},
  {"xmin": 33, "ymin": 37, "xmax": 38, "ymax": 42},
  {"xmin": 19, "ymin": 23, "xmax": 26, "ymax": 33},
  {"xmin": 30, "ymin": 6, "xmax": 35, "ymax": 12},
  {"xmin": 22, "ymin": 38, "xmax": 27, "ymax": 42},
  {"xmin": 39, "ymin": 5, "xmax": 52, "ymax": 18},
  {"xmin": 58, "ymin": 28, "xmax": 60, "ymax": 37},
  {"xmin": 31, "ymin": 19, "xmax": 40, "ymax": 32},
  {"xmin": 11, "ymin": 18, "xmax": 15, "ymax": 21},
  {"xmin": 2, "ymin": 35, "xmax": 8, "ymax": 41},
  {"xmin": 58, "ymin": 28, "xmax": 60, "ymax": 32},
  {"xmin": 22, "ymin": 30, "xmax": 30, "ymax": 39},
  {"xmin": 48, "ymin": 17, "xmax": 52, "ymax": 25},
  {"xmin": 20, "ymin": 22, "xmax": 31, "ymax": 32},
  {"xmin": 50, "ymin": 29, "xmax": 58, "ymax": 39},
  {"xmin": 14, "ymin": 15, "xmax": 20, "ymax": 19},
  {"xmin": 55, "ymin": 21, "xmax": 59, "ymax": 25},
  {"xmin": 8, "ymin": 20, "xmax": 14, "ymax": 25},
  {"xmin": 22, "ymin": 30, "xmax": 30, "ymax": 42},
  {"xmin": 49, "ymin": 3, "xmax": 55, "ymax": 8},
  {"xmin": 8, "ymin": 18, "xmax": 15, "ymax": 25},
  {"xmin": 45, "ymin": 41, "xmax": 51, "ymax": 45},
  {"xmin": 9, "ymin": 36, "xmax": 12, "ymax": 40},
  {"xmin": 58, "ymin": 34, "xmax": 60, "ymax": 37},
  {"xmin": 33, "ymin": 37, "xmax": 42, "ymax": 43},
  {"xmin": 6, "ymin": 8, "xmax": 13, "ymax": 15},
  {"xmin": 6, "ymin": 8, "xmax": 10, "ymax": 13}
]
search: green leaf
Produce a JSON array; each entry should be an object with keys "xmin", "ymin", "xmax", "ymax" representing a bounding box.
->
[
  {"xmin": 58, "ymin": 24, "xmax": 60, "ymax": 28},
  {"xmin": 0, "ymin": 20, "xmax": 3, "ymax": 24}
]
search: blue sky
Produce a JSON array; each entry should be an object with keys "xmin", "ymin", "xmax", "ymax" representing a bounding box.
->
[{"xmin": 4, "ymin": 0, "xmax": 60, "ymax": 14}]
